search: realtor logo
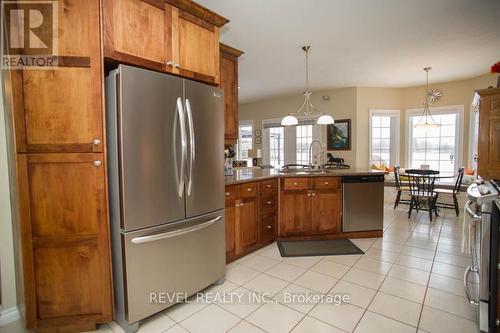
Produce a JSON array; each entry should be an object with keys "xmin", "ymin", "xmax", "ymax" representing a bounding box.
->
[{"xmin": 1, "ymin": 0, "xmax": 58, "ymax": 69}]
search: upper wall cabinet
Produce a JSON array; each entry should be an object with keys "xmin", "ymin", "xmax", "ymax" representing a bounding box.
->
[
  {"xmin": 220, "ymin": 43, "xmax": 244, "ymax": 142},
  {"xmin": 103, "ymin": 0, "xmax": 228, "ymax": 85},
  {"xmin": 477, "ymin": 87, "xmax": 500, "ymax": 180}
]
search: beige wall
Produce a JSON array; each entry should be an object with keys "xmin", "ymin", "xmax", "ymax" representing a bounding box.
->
[
  {"xmin": 0, "ymin": 74, "xmax": 17, "ymax": 311},
  {"xmin": 240, "ymin": 73, "xmax": 498, "ymax": 169},
  {"xmin": 240, "ymin": 87, "xmax": 358, "ymax": 165}
]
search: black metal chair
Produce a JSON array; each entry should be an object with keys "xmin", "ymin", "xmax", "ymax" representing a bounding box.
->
[
  {"xmin": 407, "ymin": 172, "xmax": 439, "ymax": 221},
  {"xmin": 433, "ymin": 167, "xmax": 465, "ymax": 216},
  {"xmin": 393, "ymin": 166, "xmax": 410, "ymax": 209}
]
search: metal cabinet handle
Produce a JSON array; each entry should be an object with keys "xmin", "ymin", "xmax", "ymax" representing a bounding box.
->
[
  {"xmin": 93, "ymin": 160, "xmax": 102, "ymax": 167},
  {"xmin": 464, "ymin": 265, "xmax": 479, "ymax": 306},
  {"xmin": 266, "ymin": 225, "xmax": 272, "ymax": 229},
  {"xmin": 307, "ymin": 193, "xmax": 311, "ymax": 197},
  {"xmin": 174, "ymin": 63, "xmax": 181, "ymax": 68},
  {"xmin": 266, "ymin": 201, "xmax": 272, "ymax": 205},
  {"xmin": 324, "ymin": 181, "xmax": 329, "ymax": 185},
  {"xmin": 266, "ymin": 184, "xmax": 271, "ymax": 188},
  {"xmin": 312, "ymin": 192, "xmax": 316, "ymax": 196},
  {"xmin": 294, "ymin": 182, "xmax": 298, "ymax": 186},
  {"xmin": 225, "ymin": 192, "xmax": 230, "ymax": 196},
  {"xmin": 247, "ymin": 188, "xmax": 252, "ymax": 192},
  {"xmin": 166, "ymin": 61, "xmax": 174, "ymax": 66},
  {"xmin": 132, "ymin": 216, "xmax": 222, "ymax": 244},
  {"xmin": 92, "ymin": 138, "xmax": 101, "ymax": 145}
]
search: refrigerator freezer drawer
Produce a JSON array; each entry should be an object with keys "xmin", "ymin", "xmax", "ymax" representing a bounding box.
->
[{"xmin": 119, "ymin": 211, "xmax": 225, "ymax": 324}]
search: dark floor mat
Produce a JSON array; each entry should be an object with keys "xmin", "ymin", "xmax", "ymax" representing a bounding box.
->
[{"xmin": 277, "ymin": 239, "xmax": 364, "ymax": 257}]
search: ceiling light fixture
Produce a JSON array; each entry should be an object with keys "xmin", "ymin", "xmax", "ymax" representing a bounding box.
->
[
  {"xmin": 281, "ymin": 46, "xmax": 335, "ymax": 126},
  {"xmin": 414, "ymin": 67, "xmax": 442, "ymax": 128}
]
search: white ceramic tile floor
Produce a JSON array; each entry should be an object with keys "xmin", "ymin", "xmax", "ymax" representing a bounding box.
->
[{"xmin": 2, "ymin": 188, "xmax": 480, "ymax": 333}]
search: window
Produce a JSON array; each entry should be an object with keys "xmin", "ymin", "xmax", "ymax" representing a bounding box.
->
[
  {"xmin": 407, "ymin": 106, "xmax": 464, "ymax": 177},
  {"xmin": 369, "ymin": 110, "xmax": 400, "ymax": 167},
  {"xmin": 236, "ymin": 122, "xmax": 253, "ymax": 166},
  {"xmin": 296, "ymin": 125, "xmax": 313, "ymax": 165},
  {"xmin": 269, "ymin": 127, "xmax": 284, "ymax": 168},
  {"xmin": 262, "ymin": 119, "xmax": 321, "ymax": 168}
]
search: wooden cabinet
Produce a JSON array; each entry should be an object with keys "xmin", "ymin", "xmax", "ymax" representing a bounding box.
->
[
  {"xmin": 224, "ymin": 179, "xmax": 277, "ymax": 262},
  {"xmin": 279, "ymin": 177, "xmax": 342, "ymax": 237},
  {"xmin": 477, "ymin": 88, "xmax": 500, "ymax": 180},
  {"xmin": 103, "ymin": 0, "xmax": 228, "ymax": 85},
  {"xmin": 224, "ymin": 186, "xmax": 237, "ymax": 261},
  {"xmin": 12, "ymin": 0, "xmax": 103, "ymax": 153},
  {"xmin": 311, "ymin": 189, "xmax": 342, "ymax": 234},
  {"xmin": 220, "ymin": 44, "xmax": 244, "ymax": 142},
  {"xmin": 4, "ymin": 1, "xmax": 113, "ymax": 331}
]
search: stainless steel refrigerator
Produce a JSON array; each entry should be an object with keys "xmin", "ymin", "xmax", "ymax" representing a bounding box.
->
[{"xmin": 105, "ymin": 65, "xmax": 225, "ymax": 333}]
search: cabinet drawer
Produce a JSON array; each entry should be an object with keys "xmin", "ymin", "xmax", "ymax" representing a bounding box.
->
[
  {"xmin": 313, "ymin": 177, "xmax": 341, "ymax": 189},
  {"xmin": 260, "ymin": 193, "xmax": 278, "ymax": 216},
  {"xmin": 238, "ymin": 182, "xmax": 258, "ymax": 198},
  {"xmin": 260, "ymin": 179, "xmax": 278, "ymax": 193},
  {"xmin": 283, "ymin": 178, "xmax": 310, "ymax": 190},
  {"xmin": 260, "ymin": 213, "xmax": 276, "ymax": 245},
  {"xmin": 225, "ymin": 186, "xmax": 237, "ymax": 204}
]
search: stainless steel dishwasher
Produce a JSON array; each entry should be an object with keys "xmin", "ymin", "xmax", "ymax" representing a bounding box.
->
[{"xmin": 342, "ymin": 175, "xmax": 385, "ymax": 232}]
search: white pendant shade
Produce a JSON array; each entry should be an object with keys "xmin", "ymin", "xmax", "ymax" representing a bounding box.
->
[
  {"xmin": 317, "ymin": 114, "xmax": 335, "ymax": 125},
  {"xmin": 281, "ymin": 115, "xmax": 299, "ymax": 126}
]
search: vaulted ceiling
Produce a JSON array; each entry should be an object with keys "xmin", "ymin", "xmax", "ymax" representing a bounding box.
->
[{"xmin": 197, "ymin": 0, "xmax": 500, "ymax": 102}]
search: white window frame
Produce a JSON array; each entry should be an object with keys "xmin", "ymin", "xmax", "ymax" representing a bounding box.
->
[
  {"xmin": 237, "ymin": 120, "xmax": 253, "ymax": 165},
  {"xmin": 261, "ymin": 117, "xmax": 322, "ymax": 168},
  {"xmin": 368, "ymin": 109, "xmax": 400, "ymax": 167},
  {"xmin": 405, "ymin": 105, "xmax": 464, "ymax": 175}
]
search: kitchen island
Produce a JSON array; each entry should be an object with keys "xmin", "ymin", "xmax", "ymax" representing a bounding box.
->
[{"xmin": 224, "ymin": 168, "xmax": 387, "ymax": 262}]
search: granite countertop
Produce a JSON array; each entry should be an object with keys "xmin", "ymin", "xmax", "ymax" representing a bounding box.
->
[{"xmin": 225, "ymin": 167, "xmax": 388, "ymax": 185}]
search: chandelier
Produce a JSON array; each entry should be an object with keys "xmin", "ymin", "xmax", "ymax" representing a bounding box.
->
[
  {"xmin": 281, "ymin": 46, "xmax": 334, "ymax": 126},
  {"xmin": 414, "ymin": 67, "xmax": 442, "ymax": 128}
]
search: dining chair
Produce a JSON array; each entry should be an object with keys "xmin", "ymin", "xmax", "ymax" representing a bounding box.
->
[
  {"xmin": 393, "ymin": 166, "xmax": 410, "ymax": 209},
  {"xmin": 407, "ymin": 173, "xmax": 439, "ymax": 221},
  {"xmin": 433, "ymin": 167, "xmax": 465, "ymax": 216}
]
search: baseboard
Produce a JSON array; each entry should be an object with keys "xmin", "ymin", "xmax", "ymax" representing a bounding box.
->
[{"xmin": 0, "ymin": 306, "xmax": 21, "ymax": 326}]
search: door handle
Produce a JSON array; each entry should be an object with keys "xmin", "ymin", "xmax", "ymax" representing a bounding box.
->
[
  {"xmin": 185, "ymin": 98, "xmax": 195, "ymax": 196},
  {"xmin": 464, "ymin": 265, "xmax": 479, "ymax": 306},
  {"xmin": 131, "ymin": 216, "xmax": 222, "ymax": 244},
  {"xmin": 176, "ymin": 97, "xmax": 187, "ymax": 198}
]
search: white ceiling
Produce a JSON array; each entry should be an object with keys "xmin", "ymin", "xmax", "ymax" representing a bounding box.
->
[{"xmin": 197, "ymin": 0, "xmax": 500, "ymax": 103}]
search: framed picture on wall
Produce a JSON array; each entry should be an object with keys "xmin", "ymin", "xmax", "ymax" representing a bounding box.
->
[{"xmin": 327, "ymin": 119, "xmax": 351, "ymax": 150}]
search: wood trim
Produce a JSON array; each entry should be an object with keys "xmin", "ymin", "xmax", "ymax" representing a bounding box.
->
[
  {"xmin": 57, "ymin": 56, "xmax": 91, "ymax": 68},
  {"xmin": 164, "ymin": 3, "xmax": 174, "ymax": 67},
  {"xmin": 177, "ymin": 67, "xmax": 216, "ymax": 85},
  {"xmin": 32, "ymin": 235, "xmax": 98, "ymax": 248},
  {"xmin": 170, "ymin": 5, "xmax": 180, "ymax": 75},
  {"xmin": 220, "ymin": 43, "xmax": 244, "ymax": 58},
  {"xmin": 10, "ymin": 70, "xmax": 28, "ymax": 152},
  {"xmin": 102, "ymin": 0, "xmax": 114, "ymax": 59},
  {"xmin": 213, "ymin": 27, "xmax": 220, "ymax": 85},
  {"xmin": 179, "ymin": 10, "xmax": 214, "ymax": 32},
  {"xmin": 104, "ymin": 51, "xmax": 165, "ymax": 72},
  {"xmin": 164, "ymin": 0, "xmax": 229, "ymax": 27},
  {"xmin": 476, "ymin": 87, "xmax": 500, "ymax": 96},
  {"xmin": 142, "ymin": 0, "xmax": 165, "ymax": 10},
  {"xmin": 277, "ymin": 230, "xmax": 383, "ymax": 241}
]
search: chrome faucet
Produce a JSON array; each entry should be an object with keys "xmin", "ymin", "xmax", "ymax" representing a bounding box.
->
[{"xmin": 308, "ymin": 140, "xmax": 323, "ymax": 169}]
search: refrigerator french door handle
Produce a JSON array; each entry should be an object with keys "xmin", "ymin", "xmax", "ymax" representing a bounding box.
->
[
  {"xmin": 131, "ymin": 216, "xmax": 222, "ymax": 244},
  {"xmin": 185, "ymin": 98, "xmax": 195, "ymax": 196},
  {"xmin": 176, "ymin": 97, "xmax": 187, "ymax": 198}
]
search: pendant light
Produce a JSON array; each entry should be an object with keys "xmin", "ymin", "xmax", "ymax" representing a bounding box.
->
[
  {"xmin": 414, "ymin": 67, "xmax": 442, "ymax": 128},
  {"xmin": 281, "ymin": 46, "xmax": 335, "ymax": 126}
]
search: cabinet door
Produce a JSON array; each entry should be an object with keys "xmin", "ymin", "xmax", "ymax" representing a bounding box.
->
[
  {"xmin": 13, "ymin": 0, "xmax": 104, "ymax": 153},
  {"xmin": 172, "ymin": 8, "xmax": 220, "ymax": 84},
  {"xmin": 221, "ymin": 53, "xmax": 238, "ymax": 140},
  {"xmin": 17, "ymin": 153, "xmax": 112, "ymax": 326},
  {"xmin": 103, "ymin": 0, "xmax": 167, "ymax": 71},
  {"xmin": 311, "ymin": 190, "xmax": 342, "ymax": 234},
  {"xmin": 237, "ymin": 198, "xmax": 258, "ymax": 254},
  {"xmin": 478, "ymin": 92, "xmax": 500, "ymax": 180},
  {"xmin": 280, "ymin": 190, "xmax": 311, "ymax": 236},
  {"xmin": 225, "ymin": 186, "xmax": 237, "ymax": 262},
  {"xmin": 260, "ymin": 212, "xmax": 277, "ymax": 246}
]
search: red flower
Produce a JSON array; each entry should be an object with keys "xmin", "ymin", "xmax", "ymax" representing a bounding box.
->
[{"xmin": 492, "ymin": 61, "xmax": 500, "ymax": 73}]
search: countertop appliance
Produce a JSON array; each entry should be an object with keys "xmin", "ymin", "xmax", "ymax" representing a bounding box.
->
[
  {"xmin": 342, "ymin": 175, "xmax": 384, "ymax": 232},
  {"xmin": 106, "ymin": 65, "xmax": 225, "ymax": 333},
  {"xmin": 465, "ymin": 180, "xmax": 499, "ymax": 332}
]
